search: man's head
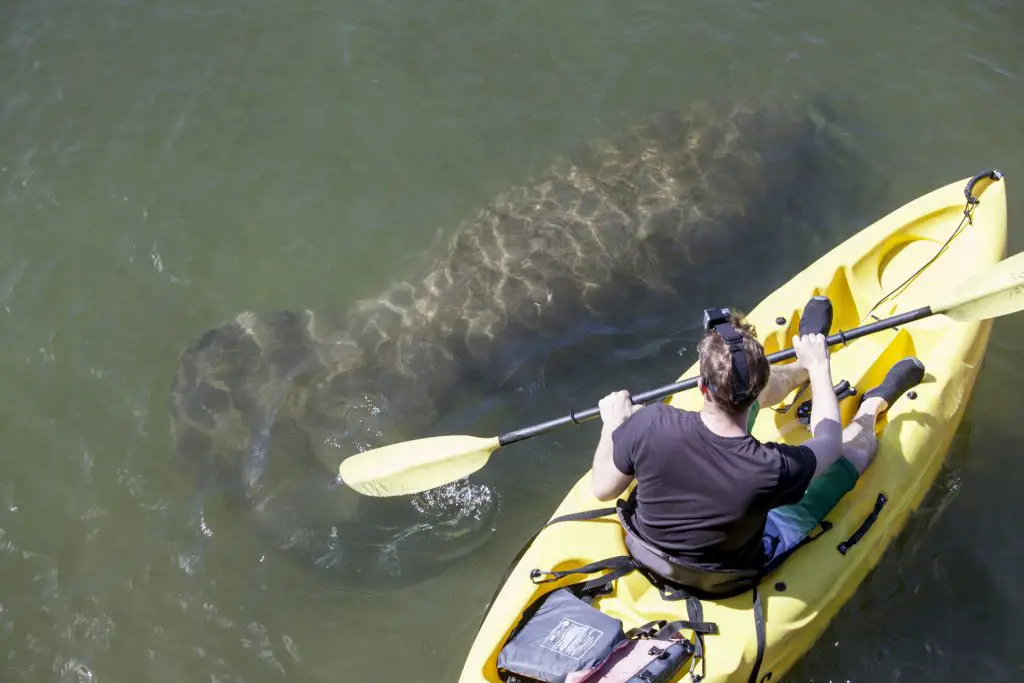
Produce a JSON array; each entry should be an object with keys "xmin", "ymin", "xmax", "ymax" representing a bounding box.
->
[{"xmin": 697, "ymin": 310, "xmax": 770, "ymax": 414}]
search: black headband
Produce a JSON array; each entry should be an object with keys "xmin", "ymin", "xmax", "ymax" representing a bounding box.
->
[{"xmin": 702, "ymin": 307, "xmax": 751, "ymax": 402}]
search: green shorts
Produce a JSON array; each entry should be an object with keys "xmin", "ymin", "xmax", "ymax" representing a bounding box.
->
[{"xmin": 748, "ymin": 401, "xmax": 861, "ymax": 569}]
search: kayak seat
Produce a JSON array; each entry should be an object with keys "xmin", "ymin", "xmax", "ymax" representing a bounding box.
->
[{"xmin": 618, "ymin": 495, "xmax": 761, "ymax": 601}]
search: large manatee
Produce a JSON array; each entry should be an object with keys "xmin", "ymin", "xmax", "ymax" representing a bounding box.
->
[{"xmin": 168, "ymin": 96, "xmax": 873, "ymax": 586}]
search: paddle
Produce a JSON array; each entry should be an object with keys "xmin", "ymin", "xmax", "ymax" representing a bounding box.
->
[{"xmin": 337, "ymin": 250, "xmax": 1024, "ymax": 497}]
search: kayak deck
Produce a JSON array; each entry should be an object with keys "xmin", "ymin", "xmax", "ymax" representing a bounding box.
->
[{"xmin": 459, "ymin": 174, "xmax": 1007, "ymax": 683}]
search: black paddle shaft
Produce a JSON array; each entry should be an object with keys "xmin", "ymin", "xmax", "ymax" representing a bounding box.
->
[{"xmin": 497, "ymin": 305, "xmax": 934, "ymax": 446}]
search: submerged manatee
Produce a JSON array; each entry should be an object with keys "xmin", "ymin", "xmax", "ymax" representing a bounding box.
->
[{"xmin": 168, "ymin": 96, "xmax": 873, "ymax": 586}]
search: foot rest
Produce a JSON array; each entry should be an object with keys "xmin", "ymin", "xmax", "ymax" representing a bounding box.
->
[{"xmin": 797, "ymin": 380, "xmax": 858, "ymax": 425}]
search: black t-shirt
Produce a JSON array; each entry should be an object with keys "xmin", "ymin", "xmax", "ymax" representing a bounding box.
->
[{"xmin": 611, "ymin": 402, "xmax": 817, "ymax": 571}]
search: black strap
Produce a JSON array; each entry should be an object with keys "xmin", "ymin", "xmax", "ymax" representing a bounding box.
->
[
  {"xmin": 713, "ymin": 322, "xmax": 751, "ymax": 401},
  {"xmin": 626, "ymin": 618, "xmax": 719, "ymax": 640},
  {"xmin": 838, "ymin": 492, "xmax": 887, "ymax": 555},
  {"xmin": 686, "ymin": 595, "xmax": 708, "ymax": 682},
  {"xmin": 530, "ymin": 556, "xmax": 638, "ymax": 605},
  {"xmin": 575, "ymin": 563, "xmax": 637, "ymax": 601},
  {"xmin": 655, "ymin": 579, "xmax": 692, "ymax": 602},
  {"xmin": 624, "ymin": 620, "xmax": 665, "ymax": 640},
  {"xmin": 542, "ymin": 506, "xmax": 618, "ymax": 527},
  {"xmin": 530, "ymin": 555, "xmax": 636, "ymax": 584},
  {"xmin": 747, "ymin": 588, "xmax": 766, "ymax": 683},
  {"xmin": 504, "ymin": 505, "xmax": 621, "ymax": 591},
  {"xmin": 660, "ymin": 618, "xmax": 719, "ymax": 637},
  {"xmin": 663, "ymin": 618, "xmax": 720, "ymax": 638},
  {"xmin": 540, "ymin": 489, "xmax": 635, "ymax": 532}
]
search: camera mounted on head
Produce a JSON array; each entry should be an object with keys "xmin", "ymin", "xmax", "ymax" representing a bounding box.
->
[{"xmin": 702, "ymin": 307, "xmax": 752, "ymax": 402}]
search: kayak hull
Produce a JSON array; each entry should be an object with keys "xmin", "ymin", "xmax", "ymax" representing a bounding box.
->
[{"xmin": 459, "ymin": 173, "xmax": 1007, "ymax": 683}]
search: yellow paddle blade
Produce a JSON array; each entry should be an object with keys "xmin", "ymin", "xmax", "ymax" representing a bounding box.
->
[
  {"xmin": 337, "ymin": 435, "xmax": 502, "ymax": 497},
  {"xmin": 932, "ymin": 250, "xmax": 1024, "ymax": 322}
]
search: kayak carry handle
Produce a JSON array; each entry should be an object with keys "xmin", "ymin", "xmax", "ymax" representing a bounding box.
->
[
  {"xmin": 964, "ymin": 169, "xmax": 1003, "ymax": 205},
  {"xmin": 837, "ymin": 492, "xmax": 887, "ymax": 555}
]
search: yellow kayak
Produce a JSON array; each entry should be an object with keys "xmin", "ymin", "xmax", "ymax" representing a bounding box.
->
[{"xmin": 459, "ymin": 172, "xmax": 1007, "ymax": 683}]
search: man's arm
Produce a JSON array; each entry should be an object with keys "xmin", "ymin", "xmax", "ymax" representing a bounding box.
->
[
  {"xmin": 791, "ymin": 334, "xmax": 842, "ymax": 478},
  {"xmin": 591, "ymin": 424, "xmax": 634, "ymax": 501},
  {"xmin": 756, "ymin": 362, "xmax": 809, "ymax": 409},
  {"xmin": 591, "ymin": 390, "xmax": 640, "ymax": 501}
]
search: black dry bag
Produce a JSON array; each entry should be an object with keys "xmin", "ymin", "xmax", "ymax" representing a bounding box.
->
[{"xmin": 497, "ymin": 588, "xmax": 629, "ymax": 683}]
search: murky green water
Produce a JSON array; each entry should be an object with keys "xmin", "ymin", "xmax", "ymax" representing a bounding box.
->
[{"xmin": 2, "ymin": 0, "xmax": 1022, "ymax": 681}]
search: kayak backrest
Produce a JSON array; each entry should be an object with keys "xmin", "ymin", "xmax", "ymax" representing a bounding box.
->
[{"xmin": 617, "ymin": 494, "xmax": 761, "ymax": 600}]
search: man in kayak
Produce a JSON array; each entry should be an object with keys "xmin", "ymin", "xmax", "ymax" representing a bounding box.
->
[{"xmin": 589, "ymin": 297, "xmax": 926, "ymax": 573}]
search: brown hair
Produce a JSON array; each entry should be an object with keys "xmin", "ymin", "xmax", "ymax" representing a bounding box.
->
[{"xmin": 697, "ymin": 310, "xmax": 770, "ymax": 414}]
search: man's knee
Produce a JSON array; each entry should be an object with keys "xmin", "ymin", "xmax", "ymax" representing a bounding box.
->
[
  {"xmin": 841, "ymin": 415, "xmax": 879, "ymax": 457},
  {"xmin": 841, "ymin": 445, "xmax": 874, "ymax": 474}
]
